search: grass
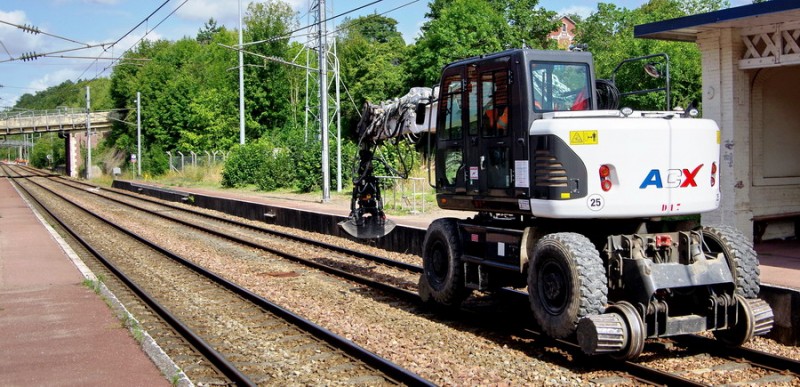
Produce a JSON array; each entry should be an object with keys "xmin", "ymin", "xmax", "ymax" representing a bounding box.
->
[{"xmin": 81, "ymin": 274, "xmax": 105, "ymax": 294}]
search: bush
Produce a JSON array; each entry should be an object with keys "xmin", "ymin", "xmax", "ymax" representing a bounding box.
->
[
  {"xmin": 254, "ymin": 148, "xmax": 293, "ymax": 191},
  {"xmin": 221, "ymin": 142, "xmax": 270, "ymax": 188},
  {"xmin": 30, "ymin": 134, "xmax": 65, "ymax": 169},
  {"xmin": 141, "ymin": 145, "xmax": 169, "ymax": 176}
]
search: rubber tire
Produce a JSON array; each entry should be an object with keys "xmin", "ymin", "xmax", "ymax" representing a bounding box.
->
[
  {"xmin": 419, "ymin": 218, "xmax": 472, "ymax": 307},
  {"xmin": 528, "ymin": 233, "xmax": 608, "ymax": 339},
  {"xmin": 701, "ymin": 225, "xmax": 760, "ymax": 299}
]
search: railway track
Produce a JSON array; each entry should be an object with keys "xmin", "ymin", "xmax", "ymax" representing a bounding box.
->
[
  {"xmin": 4, "ymin": 165, "xmax": 430, "ymax": 386},
  {"xmin": 4, "ymin": 163, "xmax": 799, "ymax": 386}
]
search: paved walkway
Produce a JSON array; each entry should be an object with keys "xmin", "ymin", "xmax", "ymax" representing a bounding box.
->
[{"xmin": 0, "ymin": 178, "xmax": 170, "ymax": 386}]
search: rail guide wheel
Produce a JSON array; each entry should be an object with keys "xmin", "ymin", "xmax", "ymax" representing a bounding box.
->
[
  {"xmin": 713, "ymin": 295, "xmax": 774, "ymax": 346},
  {"xmin": 577, "ymin": 301, "xmax": 646, "ymax": 360}
]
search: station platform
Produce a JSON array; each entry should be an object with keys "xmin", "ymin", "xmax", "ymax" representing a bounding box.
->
[
  {"xmin": 0, "ymin": 178, "xmax": 171, "ymax": 386},
  {"xmin": 136, "ymin": 183, "xmax": 800, "ymax": 291}
]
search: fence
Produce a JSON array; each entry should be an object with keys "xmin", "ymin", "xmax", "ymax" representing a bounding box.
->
[
  {"xmin": 376, "ymin": 176, "xmax": 431, "ymax": 214},
  {"xmin": 166, "ymin": 151, "xmax": 229, "ymax": 172}
]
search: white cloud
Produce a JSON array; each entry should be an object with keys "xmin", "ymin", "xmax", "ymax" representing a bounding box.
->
[
  {"xmin": 27, "ymin": 68, "xmax": 82, "ymax": 92},
  {"xmin": 177, "ymin": 0, "xmax": 306, "ymax": 28},
  {"xmin": 557, "ymin": 6, "xmax": 593, "ymax": 19},
  {"xmin": 178, "ymin": 0, "xmax": 240, "ymax": 26},
  {"xmin": 0, "ymin": 9, "xmax": 45, "ymax": 57}
]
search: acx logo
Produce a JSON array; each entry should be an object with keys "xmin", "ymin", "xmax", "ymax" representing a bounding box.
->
[{"xmin": 639, "ymin": 165, "xmax": 703, "ymax": 189}]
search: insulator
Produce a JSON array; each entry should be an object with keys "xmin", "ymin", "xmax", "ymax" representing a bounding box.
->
[{"xmin": 22, "ymin": 24, "xmax": 41, "ymax": 35}]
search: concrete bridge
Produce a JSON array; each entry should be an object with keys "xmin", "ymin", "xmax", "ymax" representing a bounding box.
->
[
  {"xmin": 1, "ymin": 108, "xmax": 118, "ymax": 135},
  {"xmin": 1, "ymin": 108, "xmax": 120, "ymax": 177}
]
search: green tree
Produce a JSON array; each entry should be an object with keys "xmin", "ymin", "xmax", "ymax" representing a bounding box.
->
[
  {"xmin": 15, "ymin": 78, "xmax": 112, "ymax": 111},
  {"xmin": 576, "ymin": 0, "xmax": 728, "ymax": 110},
  {"xmin": 337, "ymin": 14, "xmax": 408, "ymax": 135},
  {"xmin": 492, "ymin": 0, "xmax": 559, "ymax": 49},
  {"xmin": 30, "ymin": 133, "xmax": 65, "ymax": 169},
  {"xmin": 197, "ymin": 18, "xmax": 222, "ymax": 44},
  {"xmin": 406, "ymin": 0, "xmax": 507, "ymax": 86},
  {"xmin": 243, "ymin": 0, "xmax": 297, "ymax": 140}
]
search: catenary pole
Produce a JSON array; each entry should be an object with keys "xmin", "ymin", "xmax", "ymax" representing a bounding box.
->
[
  {"xmin": 137, "ymin": 91, "xmax": 142, "ymax": 177},
  {"xmin": 238, "ymin": 0, "xmax": 245, "ymax": 145},
  {"xmin": 318, "ymin": 0, "xmax": 330, "ymax": 202},
  {"xmin": 85, "ymin": 86, "xmax": 91, "ymax": 179}
]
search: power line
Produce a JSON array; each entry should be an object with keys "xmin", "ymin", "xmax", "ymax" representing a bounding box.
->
[
  {"xmin": 0, "ymin": 43, "xmax": 113, "ymax": 64},
  {"xmin": 241, "ymin": 0, "xmax": 419, "ymax": 52},
  {"xmin": 243, "ymin": 0, "xmax": 390, "ymax": 48},
  {"xmin": 73, "ymin": 0, "xmax": 176, "ymax": 82},
  {"xmin": 0, "ymin": 19, "xmax": 93, "ymax": 47},
  {"xmin": 95, "ymin": 0, "xmax": 190, "ymax": 77}
]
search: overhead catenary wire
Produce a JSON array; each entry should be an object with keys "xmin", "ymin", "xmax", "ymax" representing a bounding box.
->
[
  {"xmin": 73, "ymin": 0, "xmax": 184, "ymax": 82},
  {"xmin": 0, "ymin": 19, "xmax": 94, "ymax": 47},
  {"xmin": 242, "ymin": 0, "xmax": 394, "ymax": 48},
  {"xmin": 0, "ymin": 43, "xmax": 114, "ymax": 64}
]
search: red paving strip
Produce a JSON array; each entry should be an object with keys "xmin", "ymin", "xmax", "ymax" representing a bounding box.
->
[
  {"xmin": 756, "ymin": 239, "xmax": 800, "ymax": 291},
  {"xmin": 0, "ymin": 178, "xmax": 170, "ymax": 386}
]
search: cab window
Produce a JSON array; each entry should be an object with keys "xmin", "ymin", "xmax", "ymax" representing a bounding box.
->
[
  {"xmin": 530, "ymin": 62, "xmax": 591, "ymax": 112},
  {"xmin": 481, "ymin": 70, "xmax": 509, "ymax": 137},
  {"xmin": 439, "ymin": 74, "xmax": 463, "ymax": 140}
]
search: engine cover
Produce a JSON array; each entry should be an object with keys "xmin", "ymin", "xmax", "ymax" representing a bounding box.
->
[{"xmin": 525, "ymin": 111, "xmax": 721, "ymax": 219}]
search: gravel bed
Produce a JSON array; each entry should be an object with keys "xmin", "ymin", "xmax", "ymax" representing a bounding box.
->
[{"xmin": 32, "ymin": 176, "xmax": 800, "ymax": 385}]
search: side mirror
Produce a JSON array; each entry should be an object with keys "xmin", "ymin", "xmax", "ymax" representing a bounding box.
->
[
  {"xmin": 644, "ymin": 63, "xmax": 661, "ymax": 78},
  {"xmin": 415, "ymin": 102, "xmax": 427, "ymax": 125}
]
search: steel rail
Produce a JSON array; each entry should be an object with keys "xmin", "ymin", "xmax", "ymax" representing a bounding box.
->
[
  {"xmin": 10, "ymin": 175, "xmax": 255, "ymax": 386},
  {"xmin": 40, "ymin": 174, "xmax": 422, "ymax": 303},
  {"xmin": 41, "ymin": 173, "xmax": 709, "ymax": 386},
  {"xmin": 48, "ymin": 172, "xmax": 422, "ymax": 273},
  {"xmin": 18, "ymin": 165, "xmax": 798, "ymax": 386},
  {"xmin": 676, "ymin": 334, "xmax": 800, "ymax": 375},
  {"xmin": 19, "ymin": 174, "xmax": 433, "ymax": 386}
]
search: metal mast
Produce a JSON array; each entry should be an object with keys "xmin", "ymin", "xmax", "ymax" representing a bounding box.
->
[{"xmin": 311, "ymin": 0, "xmax": 330, "ymax": 201}]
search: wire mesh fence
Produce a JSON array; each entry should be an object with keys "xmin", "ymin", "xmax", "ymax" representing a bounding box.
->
[{"xmin": 167, "ymin": 151, "xmax": 229, "ymax": 172}]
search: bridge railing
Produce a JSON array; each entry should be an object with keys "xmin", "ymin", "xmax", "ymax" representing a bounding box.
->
[{"xmin": 0, "ymin": 109, "xmax": 117, "ymax": 133}]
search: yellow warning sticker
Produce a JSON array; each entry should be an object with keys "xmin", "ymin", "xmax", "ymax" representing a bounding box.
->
[{"xmin": 570, "ymin": 130, "xmax": 598, "ymax": 145}]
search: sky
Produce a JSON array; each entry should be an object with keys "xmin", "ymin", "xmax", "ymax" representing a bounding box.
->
[{"xmin": 0, "ymin": 0, "xmax": 752, "ymax": 109}]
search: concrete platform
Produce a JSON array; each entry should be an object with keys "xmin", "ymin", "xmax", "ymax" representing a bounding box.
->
[{"xmin": 0, "ymin": 178, "xmax": 171, "ymax": 386}]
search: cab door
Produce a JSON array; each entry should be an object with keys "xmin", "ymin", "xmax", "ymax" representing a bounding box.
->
[
  {"xmin": 476, "ymin": 57, "xmax": 513, "ymax": 197},
  {"xmin": 435, "ymin": 66, "xmax": 468, "ymax": 193}
]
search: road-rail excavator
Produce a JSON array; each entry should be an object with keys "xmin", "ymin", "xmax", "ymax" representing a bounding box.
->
[{"xmin": 340, "ymin": 48, "xmax": 773, "ymax": 359}]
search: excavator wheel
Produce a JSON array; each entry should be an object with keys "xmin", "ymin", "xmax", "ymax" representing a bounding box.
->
[
  {"xmin": 419, "ymin": 218, "xmax": 472, "ymax": 307},
  {"xmin": 528, "ymin": 233, "xmax": 608, "ymax": 339},
  {"xmin": 700, "ymin": 225, "xmax": 760, "ymax": 298}
]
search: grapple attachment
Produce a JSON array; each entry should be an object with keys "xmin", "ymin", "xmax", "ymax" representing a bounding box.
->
[{"xmin": 339, "ymin": 216, "xmax": 396, "ymax": 239}]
